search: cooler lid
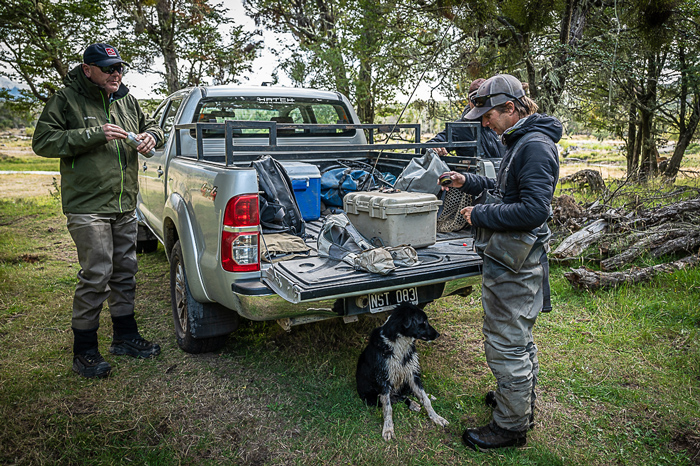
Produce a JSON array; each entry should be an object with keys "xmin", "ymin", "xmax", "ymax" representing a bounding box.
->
[
  {"xmin": 344, "ymin": 191, "xmax": 442, "ymax": 218},
  {"xmin": 280, "ymin": 161, "xmax": 321, "ymax": 179}
]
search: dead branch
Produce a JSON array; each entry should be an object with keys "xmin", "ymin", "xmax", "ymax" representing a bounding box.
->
[
  {"xmin": 600, "ymin": 227, "xmax": 690, "ymax": 270},
  {"xmin": 650, "ymin": 231, "xmax": 700, "ymax": 258},
  {"xmin": 564, "ymin": 254, "xmax": 700, "ymax": 290},
  {"xmin": 636, "ymin": 198, "xmax": 700, "ymax": 227}
]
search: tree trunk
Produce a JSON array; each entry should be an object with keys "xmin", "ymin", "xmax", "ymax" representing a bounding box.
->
[
  {"xmin": 626, "ymin": 103, "xmax": 638, "ymax": 175},
  {"xmin": 664, "ymin": 47, "xmax": 700, "ymax": 181},
  {"xmin": 156, "ymin": 0, "xmax": 179, "ymax": 93},
  {"xmin": 664, "ymin": 100, "xmax": 700, "ymax": 180},
  {"xmin": 637, "ymin": 54, "xmax": 660, "ymax": 181},
  {"xmin": 356, "ymin": 62, "xmax": 374, "ymax": 123},
  {"xmin": 539, "ymin": 0, "xmax": 589, "ymax": 113},
  {"xmin": 638, "ymin": 106, "xmax": 655, "ymax": 180}
]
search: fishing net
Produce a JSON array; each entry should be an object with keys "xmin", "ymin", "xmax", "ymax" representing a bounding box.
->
[{"xmin": 436, "ymin": 189, "xmax": 471, "ymax": 233}]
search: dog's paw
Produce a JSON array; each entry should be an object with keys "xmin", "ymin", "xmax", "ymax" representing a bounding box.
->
[
  {"xmin": 430, "ymin": 414, "xmax": 449, "ymax": 427},
  {"xmin": 407, "ymin": 399, "xmax": 422, "ymax": 412},
  {"xmin": 382, "ymin": 427, "xmax": 396, "ymax": 441}
]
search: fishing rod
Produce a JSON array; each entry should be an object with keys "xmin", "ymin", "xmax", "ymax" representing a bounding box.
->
[{"xmin": 360, "ymin": 2, "xmax": 466, "ymax": 191}]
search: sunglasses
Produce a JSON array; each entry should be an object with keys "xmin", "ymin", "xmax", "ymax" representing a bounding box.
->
[
  {"xmin": 91, "ymin": 63, "xmax": 127, "ymax": 75},
  {"xmin": 470, "ymin": 92, "xmax": 521, "ymax": 108}
]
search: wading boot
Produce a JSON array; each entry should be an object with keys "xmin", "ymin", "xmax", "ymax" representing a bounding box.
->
[
  {"xmin": 109, "ymin": 336, "xmax": 161, "ymax": 358},
  {"xmin": 462, "ymin": 421, "xmax": 527, "ymax": 451},
  {"xmin": 110, "ymin": 314, "xmax": 161, "ymax": 358},
  {"xmin": 73, "ymin": 348, "xmax": 111, "ymax": 378}
]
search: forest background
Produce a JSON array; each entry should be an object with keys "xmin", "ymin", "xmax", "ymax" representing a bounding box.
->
[{"xmin": 1, "ymin": 0, "xmax": 700, "ymax": 181}]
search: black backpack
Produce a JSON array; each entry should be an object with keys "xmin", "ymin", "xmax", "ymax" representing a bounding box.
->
[{"xmin": 252, "ymin": 156, "xmax": 305, "ymax": 236}]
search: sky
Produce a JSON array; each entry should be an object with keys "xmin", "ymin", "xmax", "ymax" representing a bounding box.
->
[
  {"xmin": 127, "ymin": 0, "xmax": 292, "ymax": 100},
  {"xmin": 126, "ymin": 0, "xmax": 437, "ymax": 102}
]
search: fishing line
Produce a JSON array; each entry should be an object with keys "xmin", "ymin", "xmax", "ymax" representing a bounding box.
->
[{"xmin": 361, "ymin": 1, "xmax": 466, "ymax": 190}]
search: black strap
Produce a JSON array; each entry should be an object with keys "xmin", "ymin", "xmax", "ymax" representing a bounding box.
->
[
  {"xmin": 540, "ymin": 249, "xmax": 552, "ymax": 313},
  {"xmin": 497, "ymin": 131, "xmax": 549, "ymax": 195}
]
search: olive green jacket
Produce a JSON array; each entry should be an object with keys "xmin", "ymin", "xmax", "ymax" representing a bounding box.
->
[{"xmin": 32, "ymin": 66, "xmax": 164, "ymax": 214}]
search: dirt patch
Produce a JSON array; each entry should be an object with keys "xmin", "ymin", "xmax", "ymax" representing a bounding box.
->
[
  {"xmin": 0, "ymin": 173, "xmax": 59, "ymax": 199},
  {"xmin": 2, "ymin": 254, "xmax": 44, "ymax": 265},
  {"xmin": 671, "ymin": 429, "xmax": 700, "ymax": 465}
]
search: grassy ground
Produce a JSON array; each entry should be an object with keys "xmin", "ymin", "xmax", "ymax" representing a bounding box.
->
[{"xmin": 1, "ymin": 136, "xmax": 699, "ymax": 465}]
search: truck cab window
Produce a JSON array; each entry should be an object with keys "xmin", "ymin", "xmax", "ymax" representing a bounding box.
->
[
  {"xmin": 162, "ymin": 98, "xmax": 183, "ymax": 140},
  {"xmin": 193, "ymin": 97, "xmax": 356, "ymax": 138}
]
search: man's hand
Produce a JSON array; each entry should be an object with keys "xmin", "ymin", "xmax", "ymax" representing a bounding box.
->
[
  {"xmin": 102, "ymin": 123, "xmax": 128, "ymax": 141},
  {"xmin": 438, "ymin": 171, "xmax": 466, "ymax": 191},
  {"xmin": 435, "ymin": 147, "xmax": 449, "ymax": 156},
  {"xmin": 460, "ymin": 206, "xmax": 474, "ymax": 225},
  {"xmin": 134, "ymin": 132, "xmax": 156, "ymax": 154}
]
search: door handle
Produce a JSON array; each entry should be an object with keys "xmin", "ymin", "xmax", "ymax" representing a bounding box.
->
[
  {"xmin": 157, "ymin": 167, "xmax": 164, "ymax": 178},
  {"xmin": 142, "ymin": 162, "xmax": 148, "ymax": 172}
]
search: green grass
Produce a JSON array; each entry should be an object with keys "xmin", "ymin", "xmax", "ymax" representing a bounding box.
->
[
  {"xmin": 0, "ymin": 135, "xmax": 60, "ymax": 172},
  {"xmin": 1, "ymin": 194, "xmax": 698, "ymax": 465},
  {"xmin": 0, "ymin": 154, "xmax": 60, "ymax": 171}
]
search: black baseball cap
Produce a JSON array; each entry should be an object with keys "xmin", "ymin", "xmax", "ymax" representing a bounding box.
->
[
  {"xmin": 465, "ymin": 74, "xmax": 526, "ymax": 120},
  {"xmin": 83, "ymin": 43, "xmax": 129, "ymax": 67}
]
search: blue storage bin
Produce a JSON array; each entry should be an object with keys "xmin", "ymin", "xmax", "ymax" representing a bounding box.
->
[{"xmin": 281, "ymin": 162, "xmax": 321, "ymax": 221}]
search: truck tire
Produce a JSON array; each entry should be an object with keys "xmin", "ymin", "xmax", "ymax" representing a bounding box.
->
[{"xmin": 170, "ymin": 240, "xmax": 231, "ymax": 353}]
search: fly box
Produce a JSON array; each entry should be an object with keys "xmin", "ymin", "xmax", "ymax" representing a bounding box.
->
[{"xmin": 343, "ymin": 191, "xmax": 442, "ymax": 248}]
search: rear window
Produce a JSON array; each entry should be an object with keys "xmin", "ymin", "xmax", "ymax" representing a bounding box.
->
[{"xmin": 192, "ymin": 96, "xmax": 355, "ymax": 138}]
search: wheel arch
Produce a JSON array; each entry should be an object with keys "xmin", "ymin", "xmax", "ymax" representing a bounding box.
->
[{"xmin": 163, "ymin": 193, "xmax": 211, "ymax": 303}]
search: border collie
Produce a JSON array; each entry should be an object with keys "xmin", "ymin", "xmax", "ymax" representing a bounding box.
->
[{"xmin": 356, "ymin": 303, "xmax": 449, "ymax": 440}]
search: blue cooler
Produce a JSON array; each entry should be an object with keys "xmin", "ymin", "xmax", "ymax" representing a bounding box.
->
[{"xmin": 281, "ymin": 161, "xmax": 321, "ymax": 221}]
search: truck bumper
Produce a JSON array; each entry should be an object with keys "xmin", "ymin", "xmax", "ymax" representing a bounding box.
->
[{"xmin": 231, "ymin": 275, "xmax": 480, "ymax": 322}]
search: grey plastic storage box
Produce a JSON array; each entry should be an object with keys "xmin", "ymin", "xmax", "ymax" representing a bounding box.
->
[
  {"xmin": 280, "ymin": 161, "xmax": 321, "ymax": 221},
  {"xmin": 343, "ymin": 191, "xmax": 442, "ymax": 248}
]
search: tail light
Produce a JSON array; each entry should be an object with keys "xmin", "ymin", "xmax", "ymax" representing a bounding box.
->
[{"xmin": 221, "ymin": 195, "xmax": 260, "ymax": 272}]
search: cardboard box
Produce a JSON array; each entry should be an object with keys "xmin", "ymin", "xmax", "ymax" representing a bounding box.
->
[
  {"xmin": 343, "ymin": 191, "xmax": 442, "ymax": 248},
  {"xmin": 281, "ymin": 161, "xmax": 321, "ymax": 221}
]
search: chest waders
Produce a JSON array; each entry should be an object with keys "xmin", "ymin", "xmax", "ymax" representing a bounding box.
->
[{"xmin": 476, "ymin": 130, "xmax": 555, "ymax": 431}]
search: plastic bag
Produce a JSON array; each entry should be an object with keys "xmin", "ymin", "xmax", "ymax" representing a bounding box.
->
[{"xmin": 393, "ymin": 149, "xmax": 449, "ymax": 196}]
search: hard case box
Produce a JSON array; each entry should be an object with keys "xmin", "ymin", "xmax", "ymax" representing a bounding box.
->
[
  {"xmin": 281, "ymin": 161, "xmax": 321, "ymax": 221},
  {"xmin": 343, "ymin": 191, "xmax": 442, "ymax": 248}
]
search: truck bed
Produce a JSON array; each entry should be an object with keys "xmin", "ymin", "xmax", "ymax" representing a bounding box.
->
[{"xmin": 260, "ymin": 216, "xmax": 482, "ymax": 305}]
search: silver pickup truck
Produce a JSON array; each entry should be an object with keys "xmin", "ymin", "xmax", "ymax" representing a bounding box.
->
[{"xmin": 137, "ymin": 85, "xmax": 496, "ymax": 353}]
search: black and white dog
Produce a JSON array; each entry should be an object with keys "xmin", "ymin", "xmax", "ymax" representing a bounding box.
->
[{"xmin": 356, "ymin": 303, "xmax": 449, "ymax": 440}]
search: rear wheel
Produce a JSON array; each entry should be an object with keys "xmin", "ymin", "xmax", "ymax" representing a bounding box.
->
[{"xmin": 170, "ymin": 240, "xmax": 231, "ymax": 353}]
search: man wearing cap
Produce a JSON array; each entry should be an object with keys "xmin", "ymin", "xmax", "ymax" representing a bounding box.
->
[
  {"xmin": 33, "ymin": 43, "xmax": 165, "ymax": 378},
  {"xmin": 440, "ymin": 74, "xmax": 561, "ymax": 450},
  {"xmin": 426, "ymin": 78, "xmax": 504, "ymax": 159}
]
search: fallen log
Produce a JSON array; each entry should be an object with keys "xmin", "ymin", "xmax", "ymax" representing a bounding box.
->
[
  {"xmin": 564, "ymin": 254, "xmax": 700, "ymax": 290},
  {"xmin": 651, "ymin": 231, "xmax": 700, "ymax": 258},
  {"xmin": 560, "ymin": 169, "xmax": 606, "ymax": 192},
  {"xmin": 625, "ymin": 198, "xmax": 700, "ymax": 229},
  {"xmin": 600, "ymin": 227, "xmax": 691, "ymax": 270},
  {"xmin": 552, "ymin": 219, "xmax": 608, "ymax": 260}
]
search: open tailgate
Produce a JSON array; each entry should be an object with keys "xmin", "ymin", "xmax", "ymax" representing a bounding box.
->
[{"xmin": 261, "ymin": 237, "xmax": 482, "ymax": 304}]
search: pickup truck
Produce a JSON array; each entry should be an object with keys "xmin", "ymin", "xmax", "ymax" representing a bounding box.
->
[{"xmin": 137, "ymin": 85, "xmax": 498, "ymax": 353}]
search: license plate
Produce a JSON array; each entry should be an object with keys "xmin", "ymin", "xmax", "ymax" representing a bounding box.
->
[{"xmin": 368, "ymin": 287, "xmax": 418, "ymax": 313}]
